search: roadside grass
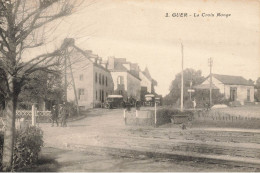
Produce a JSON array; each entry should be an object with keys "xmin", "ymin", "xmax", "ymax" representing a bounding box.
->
[
  {"xmin": 191, "ymin": 105, "xmax": 260, "ymax": 129},
  {"xmin": 159, "ymin": 105, "xmax": 260, "ymax": 129},
  {"xmin": 216, "ymin": 105, "xmax": 260, "ymax": 118},
  {"xmin": 191, "ymin": 118, "xmax": 260, "ymax": 129}
]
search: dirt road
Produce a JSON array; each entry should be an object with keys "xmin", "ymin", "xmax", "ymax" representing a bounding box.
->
[{"xmin": 38, "ymin": 108, "xmax": 260, "ymax": 172}]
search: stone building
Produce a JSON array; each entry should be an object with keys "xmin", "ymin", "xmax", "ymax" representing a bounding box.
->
[
  {"xmin": 139, "ymin": 67, "xmax": 157, "ymax": 101},
  {"xmin": 196, "ymin": 74, "xmax": 254, "ymax": 105},
  {"xmin": 67, "ymin": 48, "xmax": 114, "ymax": 109},
  {"xmin": 107, "ymin": 57, "xmax": 141, "ymax": 101}
]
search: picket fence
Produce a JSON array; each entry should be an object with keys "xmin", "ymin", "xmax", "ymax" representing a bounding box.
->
[{"xmin": 194, "ymin": 109, "xmax": 260, "ymax": 121}]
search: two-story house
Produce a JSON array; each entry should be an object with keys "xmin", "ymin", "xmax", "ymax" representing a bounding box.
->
[
  {"xmin": 107, "ymin": 57, "xmax": 141, "ymax": 101},
  {"xmin": 67, "ymin": 48, "xmax": 114, "ymax": 109}
]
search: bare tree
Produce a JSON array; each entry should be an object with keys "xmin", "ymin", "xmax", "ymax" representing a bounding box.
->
[{"xmin": 0, "ymin": 0, "xmax": 80, "ymax": 170}]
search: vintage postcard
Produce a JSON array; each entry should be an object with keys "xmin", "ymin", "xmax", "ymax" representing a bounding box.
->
[{"xmin": 0, "ymin": 0, "xmax": 260, "ymax": 172}]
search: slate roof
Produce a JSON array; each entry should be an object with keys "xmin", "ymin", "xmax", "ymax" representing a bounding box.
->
[
  {"xmin": 142, "ymin": 67, "xmax": 157, "ymax": 86},
  {"xmin": 143, "ymin": 67, "xmax": 152, "ymax": 81},
  {"xmin": 212, "ymin": 74, "xmax": 254, "ymax": 86},
  {"xmin": 109, "ymin": 61, "xmax": 141, "ymax": 80}
]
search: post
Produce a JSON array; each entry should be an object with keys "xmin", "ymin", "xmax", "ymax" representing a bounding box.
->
[
  {"xmin": 180, "ymin": 43, "xmax": 184, "ymax": 112},
  {"xmin": 68, "ymin": 56, "xmax": 79, "ymax": 116},
  {"xmin": 189, "ymin": 81, "xmax": 192, "ymax": 101},
  {"xmin": 208, "ymin": 58, "xmax": 213, "ymax": 107},
  {"xmin": 154, "ymin": 102, "xmax": 157, "ymax": 126},
  {"xmin": 64, "ymin": 48, "xmax": 67, "ymax": 102},
  {"xmin": 123, "ymin": 109, "xmax": 126, "ymax": 125},
  {"xmin": 32, "ymin": 104, "xmax": 36, "ymax": 126}
]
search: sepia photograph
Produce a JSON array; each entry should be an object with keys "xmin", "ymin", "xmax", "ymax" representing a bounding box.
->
[{"xmin": 0, "ymin": 0, "xmax": 260, "ymax": 172}]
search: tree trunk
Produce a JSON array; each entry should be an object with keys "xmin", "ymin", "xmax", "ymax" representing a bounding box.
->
[{"xmin": 2, "ymin": 81, "xmax": 17, "ymax": 171}]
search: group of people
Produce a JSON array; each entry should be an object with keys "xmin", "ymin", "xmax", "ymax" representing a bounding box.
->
[{"xmin": 50, "ymin": 102, "xmax": 69, "ymax": 127}]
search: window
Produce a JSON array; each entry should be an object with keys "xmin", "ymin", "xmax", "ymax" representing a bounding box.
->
[
  {"xmin": 106, "ymin": 76, "xmax": 108, "ymax": 86},
  {"xmin": 79, "ymin": 74, "xmax": 83, "ymax": 81},
  {"xmin": 95, "ymin": 73, "xmax": 97, "ymax": 83},
  {"xmin": 96, "ymin": 90, "xmax": 98, "ymax": 100},
  {"xmin": 102, "ymin": 90, "xmax": 104, "ymax": 102},
  {"xmin": 99, "ymin": 74, "xmax": 101, "ymax": 84},
  {"xmin": 119, "ymin": 90, "xmax": 123, "ymax": 95},
  {"xmin": 117, "ymin": 76, "xmax": 124, "ymax": 85},
  {"xmin": 99, "ymin": 90, "xmax": 102, "ymax": 101},
  {"xmin": 78, "ymin": 88, "xmax": 84, "ymax": 100},
  {"xmin": 102, "ymin": 75, "xmax": 104, "ymax": 85},
  {"xmin": 247, "ymin": 89, "xmax": 250, "ymax": 101}
]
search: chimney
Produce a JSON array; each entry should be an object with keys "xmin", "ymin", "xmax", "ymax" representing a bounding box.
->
[{"xmin": 107, "ymin": 56, "xmax": 115, "ymax": 70}]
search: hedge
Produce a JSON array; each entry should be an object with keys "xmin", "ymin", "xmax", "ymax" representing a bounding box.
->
[
  {"xmin": 156, "ymin": 108, "xmax": 193, "ymax": 126},
  {"xmin": 0, "ymin": 126, "xmax": 44, "ymax": 171}
]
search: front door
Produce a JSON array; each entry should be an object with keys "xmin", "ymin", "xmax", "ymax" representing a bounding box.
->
[{"xmin": 230, "ymin": 87, "xmax": 237, "ymax": 101}]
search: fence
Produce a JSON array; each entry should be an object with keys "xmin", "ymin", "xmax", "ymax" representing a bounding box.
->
[
  {"xmin": 192, "ymin": 109, "xmax": 260, "ymax": 129},
  {"xmin": 0, "ymin": 105, "xmax": 51, "ymax": 131},
  {"xmin": 194, "ymin": 109, "xmax": 260, "ymax": 121}
]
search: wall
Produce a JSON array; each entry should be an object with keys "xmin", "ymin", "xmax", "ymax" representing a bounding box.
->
[
  {"xmin": 92, "ymin": 65, "xmax": 114, "ymax": 107},
  {"xmin": 202, "ymin": 77, "xmax": 225, "ymax": 93},
  {"xmin": 67, "ymin": 60, "xmax": 94, "ymax": 109},
  {"xmin": 201, "ymin": 77, "xmax": 254, "ymax": 104},
  {"xmin": 127, "ymin": 72, "xmax": 141, "ymax": 100},
  {"xmin": 139, "ymin": 72, "xmax": 152, "ymax": 93},
  {"xmin": 110, "ymin": 71, "xmax": 128, "ymax": 99},
  {"xmin": 110, "ymin": 71, "xmax": 141, "ymax": 100},
  {"xmin": 224, "ymin": 85, "xmax": 254, "ymax": 104}
]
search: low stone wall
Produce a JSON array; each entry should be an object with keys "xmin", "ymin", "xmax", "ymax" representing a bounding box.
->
[{"xmin": 125, "ymin": 110, "xmax": 155, "ymax": 126}]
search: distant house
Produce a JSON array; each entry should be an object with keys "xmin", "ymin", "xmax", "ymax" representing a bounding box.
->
[
  {"xmin": 107, "ymin": 57, "xmax": 141, "ymax": 101},
  {"xmin": 67, "ymin": 48, "xmax": 114, "ymax": 109},
  {"xmin": 139, "ymin": 67, "xmax": 157, "ymax": 100},
  {"xmin": 195, "ymin": 74, "xmax": 254, "ymax": 104}
]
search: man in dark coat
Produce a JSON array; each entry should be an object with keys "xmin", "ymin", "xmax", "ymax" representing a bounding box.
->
[
  {"xmin": 60, "ymin": 102, "xmax": 69, "ymax": 127},
  {"xmin": 51, "ymin": 105, "xmax": 59, "ymax": 127}
]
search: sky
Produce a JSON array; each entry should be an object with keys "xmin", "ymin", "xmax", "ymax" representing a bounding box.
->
[{"xmin": 29, "ymin": 0, "xmax": 260, "ymax": 96}]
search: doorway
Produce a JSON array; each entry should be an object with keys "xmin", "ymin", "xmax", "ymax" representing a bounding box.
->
[{"xmin": 230, "ymin": 87, "xmax": 237, "ymax": 101}]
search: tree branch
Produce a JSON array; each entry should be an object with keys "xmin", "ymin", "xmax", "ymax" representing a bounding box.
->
[
  {"xmin": 15, "ymin": 0, "xmax": 58, "ymax": 30},
  {"xmin": 0, "ymin": 28, "xmax": 10, "ymax": 51},
  {"xmin": 23, "ymin": 42, "xmax": 44, "ymax": 49},
  {"xmin": 24, "ymin": 62, "xmax": 60, "ymax": 75},
  {"xmin": 16, "ymin": 50, "xmax": 61, "ymax": 72},
  {"xmin": 13, "ymin": 0, "xmax": 21, "ymax": 21},
  {"xmin": 15, "ymin": 1, "xmax": 72, "ymax": 45}
]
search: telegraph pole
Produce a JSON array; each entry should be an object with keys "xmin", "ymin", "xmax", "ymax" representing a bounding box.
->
[
  {"xmin": 64, "ymin": 48, "xmax": 67, "ymax": 102},
  {"xmin": 208, "ymin": 57, "xmax": 213, "ymax": 107},
  {"xmin": 180, "ymin": 43, "xmax": 184, "ymax": 112},
  {"xmin": 68, "ymin": 56, "xmax": 79, "ymax": 116}
]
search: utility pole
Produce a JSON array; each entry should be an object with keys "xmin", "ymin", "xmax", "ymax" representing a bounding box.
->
[
  {"xmin": 189, "ymin": 81, "xmax": 192, "ymax": 101},
  {"xmin": 181, "ymin": 43, "xmax": 184, "ymax": 112},
  {"xmin": 68, "ymin": 56, "xmax": 79, "ymax": 116},
  {"xmin": 208, "ymin": 57, "xmax": 213, "ymax": 107},
  {"xmin": 64, "ymin": 48, "xmax": 67, "ymax": 102}
]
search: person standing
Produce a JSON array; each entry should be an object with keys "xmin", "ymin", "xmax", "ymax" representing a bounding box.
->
[
  {"xmin": 192, "ymin": 99, "xmax": 196, "ymax": 110},
  {"xmin": 51, "ymin": 105, "xmax": 59, "ymax": 127},
  {"xmin": 60, "ymin": 102, "xmax": 69, "ymax": 127}
]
